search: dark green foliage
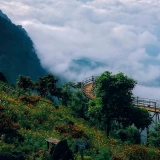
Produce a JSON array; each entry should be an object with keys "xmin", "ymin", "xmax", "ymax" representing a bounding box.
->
[
  {"xmin": 35, "ymin": 74, "xmax": 59, "ymax": 98},
  {"xmin": 0, "ymin": 152, "xmax": 25, "ymax": 160},
  {"xmin": 88, "ymin": 71, "xmax": 152, "ymax": 137},
  {"xmin": 60, "ymin": 82, "xmax": 74, "ymax": 106},
  {"xmin": 148, "ymin": 123, "xmax": 160, "ymax": 148},
  {"xmin": 129, "ymin": 107, "xmax": 152, "ymax": 130},
  {"xmin": 0, "ymin": 105, "xmax": 19, "ymax": 134},
  {"xmin": 117, "ymin": 126, "xmax": 141, "ymax": 144},
  {"xmin": 0, "ymin": 78, "xmax": 160, "ymax": 159},
  {"xmin": 113, "ymin": 106, "xmax": 152, "ymax": 130},
  {"xmin": 88, "ymin": 71, "xmax": 137, "ymax": 136},
  {"xmin": 60, "ymin": 82, "xmax": 88, "ymax": 118},
  {"xmin": 69, "ymin": 90, "xmax": 88, "ymax": 118},
  {"xmin": 94, "ymin": 147, "xmax": 112, "ymax": 160},
  {"xmin": 16, "ymin": 75, "xmax": 33, "ymax": 91}
]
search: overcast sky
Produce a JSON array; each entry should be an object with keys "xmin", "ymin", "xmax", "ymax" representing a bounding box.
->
[{"xmin": 1, "ymin": 0, "xmax": 160, "ymax": 100}]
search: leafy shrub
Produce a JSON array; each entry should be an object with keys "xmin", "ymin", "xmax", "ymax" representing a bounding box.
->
[
  {"xmin": 19, "ymin": 95, "xmax": 40, "ymax": 105},
  {"xmin": 19, "ymin": 145, "xmax": 31, "ymax": 154},
  {"xmin": 111, "ymin": 155, "xmax": 125, "ymax": 160},
  {"xmin": 124, "ymin": 145, "xmax": 148, "ymax": 160},
  {"xmin": 94, "ymin": 147, "xmax": 112, "ymax": 160},
  {"xmin": 117, "ymin": 126, "xmax": 140, "ymax": 144},
  {"xmin": 148, "ymin": 123, "xmax": 160, "ymax": 148},
  {"xmin": 55, "ymin": 123, "xmax": 88, "ymax": 139}
]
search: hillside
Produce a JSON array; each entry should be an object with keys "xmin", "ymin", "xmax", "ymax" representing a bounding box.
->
[
  {"xmin": 0, "ymin": 82, "xmax": 160, "ymax": 160},
  {"xmin": 0, "ymin": 10, "xmax": 46, "ymax": 84}
]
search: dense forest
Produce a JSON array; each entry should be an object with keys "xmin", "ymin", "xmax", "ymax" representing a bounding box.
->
[{"xmin": 0, "ymin": 72, "xmax": 160, "ymax": 160}]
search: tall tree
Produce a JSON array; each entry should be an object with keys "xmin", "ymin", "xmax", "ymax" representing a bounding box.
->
[
  {"xmin": 35, "ymin": 74, "xmax": 59, "ymax": 98},
  {"xmin": 60, "ymin": 82, "xmax": 88, "ymax": 118},
  {"xmin": 16, "ymin": 75, "xmax": 33, "ymax": 91},
  {"xmin": 60, "ymin": 82, "xmax": 75, "ymax": 106},
  {"xmin": 88, "ymin": 71, "xmax": 137, "ymax": 136}
]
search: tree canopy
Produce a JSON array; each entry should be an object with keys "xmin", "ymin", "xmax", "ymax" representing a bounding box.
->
[
  {"xmin": 60, "ymin": 82, "xmax": 88, "ymax": 118},
  {"xmin": 88, "ymin": 71, "xmax": 152, "ymax": 136},
  {"xmin": 148, "ymin": 123, "xmax": 160, "ymax": 148},
  {"xmin": 16, "ymin": 75, "xmax": 33, "ymax": 91},
  {"xmin": 35, "ymin": 74, "xmax": 59, "ymax": 98}
]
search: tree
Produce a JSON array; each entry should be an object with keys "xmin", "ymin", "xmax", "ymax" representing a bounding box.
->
[
  {"xmin": 117, "ymin": 126, "xmax": 141, "ymax": 144},
  {"xmin": 60, "ymin": 82, "xmax": 75, "ymax": 106},
  {"xmin": 129, "ymin": 107, "xmax": 152, "ymax": 130},
  {"xmin": 88, "ymin": 71, "xmax": 152, "ymax": 136},
  {"xmin": 88, "ymin": 71, "xmax": 137, "ymax": 136},
  {"xmin": 60, "ymin": 82, "xmax": 88, "ymax": 118},
  {"xmin": 35, "ymin": 74, "xmax": 59, "ymax": 98},
  {"xmin": 69, "ymin": 89, "xmax": 88, "ymax": 118},
  {"xmin": 148, "ymin": 123, "xmax": 160, "ymax": 148},
  {"xmin": 114, "ymin": 106, "xmax": 152, "ymax": 130},
  {"xmin": 0, "ymin": 103, "xmax": 19, "ymax": 133},
  {"xmin": 16, "ymin": 75, "xmax": 33, "ymax": 91}
]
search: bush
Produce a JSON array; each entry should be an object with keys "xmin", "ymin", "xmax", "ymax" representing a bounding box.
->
[
  {"xmin": 148, "ymin": 123, "xmax": 160, "ymax": 148},
  {"xmin": 117, "ymin": 126, "xmax": 140, "ymax": 144},
  {"xmin": 124, "ymin": 145, "xmax": 148, "ymax": 160},
  {"xmin": 94, "ymin": 147, "xmax": 112, "ymax": 160}
]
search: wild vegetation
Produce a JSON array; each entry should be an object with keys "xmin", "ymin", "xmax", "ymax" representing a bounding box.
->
[{"xmin": 0, "ymin": 72, "xmax": 160, "ymax": 160}]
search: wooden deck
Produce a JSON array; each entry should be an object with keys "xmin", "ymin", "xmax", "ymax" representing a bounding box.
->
[
  {"xmin": 82, "ymin": 83, "xmax": 95, "ymax": 100},
  {"xmin": 138, "ymin": 106, "xmax": 160, "ymax": 113}
]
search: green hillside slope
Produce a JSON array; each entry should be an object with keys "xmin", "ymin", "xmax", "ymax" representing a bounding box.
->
[{"xmin": 0, "ymin": 82, "xmax": 160, "ymax": 160}]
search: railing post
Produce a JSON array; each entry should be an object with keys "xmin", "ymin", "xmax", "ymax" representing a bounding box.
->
[
  {"xmin": 137, "ymin": 96, "xmax": 138, "ymax": 106},
  {"xmin": 92, "ymin": 76, "xmax": 94, "ymax": 90},
  {"xmin": 154, "ymin": 102, "xmax": 158, "ymax": 125},
  {"xmin": 92, "ymin": 76, "xmax": 94, "ymax": 82},
  {"xmin": 154, "ymin": 102, "xmax": 156, "ymax": 113}
]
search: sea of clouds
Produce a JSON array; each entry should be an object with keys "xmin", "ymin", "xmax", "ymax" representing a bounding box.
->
[{"xmin": 1, "ymin": 0, "xmax": 160, "ymax": 100}]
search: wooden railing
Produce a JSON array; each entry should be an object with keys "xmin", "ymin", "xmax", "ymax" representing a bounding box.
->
[
  {"xmin": 81, "ymin": 76, "xmax": 98, "ymax": 87},
  {"xmin": 133, "ymin": 97, "xmax": 160, "ymax": 108},
  {"xmin": 81, "ymin": 76, "xmax": 160, "ymax": 113}
]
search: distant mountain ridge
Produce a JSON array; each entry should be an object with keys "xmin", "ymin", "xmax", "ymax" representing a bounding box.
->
[{"xmin": 0, "ymin": 10, "xmax": 46, "ymax": 84}]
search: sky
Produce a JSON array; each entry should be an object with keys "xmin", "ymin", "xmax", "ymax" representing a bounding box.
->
[{"xmin": 1, "ymin": 0, "xmax": 160, "ymax": 100}]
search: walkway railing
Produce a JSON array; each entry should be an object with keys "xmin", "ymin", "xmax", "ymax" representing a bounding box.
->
[
  {"xmin": 81, "ymin": 76, "xmax": 160, "ymax": 113},
  {"xmin": 81, "ymin": 76, "xmax": 98, "ymax": 87}
]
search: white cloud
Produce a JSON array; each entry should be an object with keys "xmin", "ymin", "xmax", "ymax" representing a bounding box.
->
[
  {"xmin": 1, "ymin": 0, "xmax": 160, "ymax": 99},
  {"xmin": 133, "ymin": 85, "xmax": 160, "ymax": 102}
]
